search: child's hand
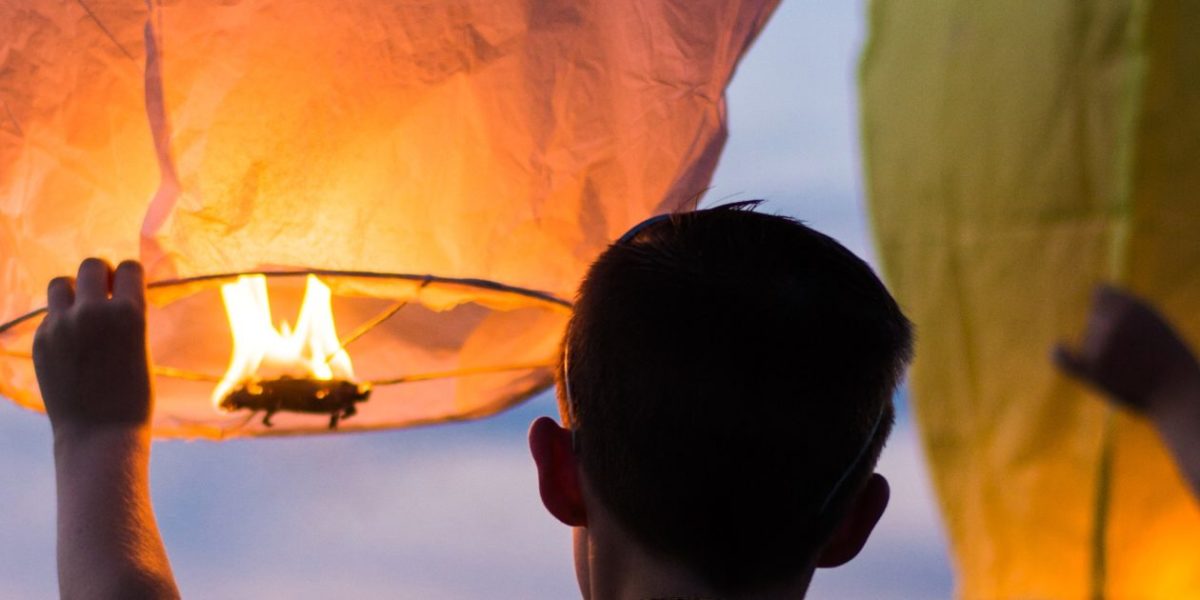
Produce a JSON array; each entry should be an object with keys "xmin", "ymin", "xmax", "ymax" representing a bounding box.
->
[
  {"xmin": 35, "ymin": 260, "xmax": 178, "ymax": 598},
  {"xmin": 1054, "ymin": 285, "xmax": 1200, "ymax": 421},
  {"xmin": 32, "ymin": 258, "xmax": 153, "ymax": 438}
]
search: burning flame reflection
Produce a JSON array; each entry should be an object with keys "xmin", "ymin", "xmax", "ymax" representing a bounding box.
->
[{"xmin": 212, "ymin": 274, "xmax": 355, "ymax": 409}]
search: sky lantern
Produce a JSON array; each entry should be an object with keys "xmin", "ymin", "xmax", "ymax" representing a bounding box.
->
[
  {"xmin": 862, "ymin": 1, "xmax": 1200, "ymax": 597},
  {"xmin": 0, "ymin": 0, "xmax": 780, "ymax": 439}
]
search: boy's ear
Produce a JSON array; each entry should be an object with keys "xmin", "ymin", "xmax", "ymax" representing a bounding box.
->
[
  {"xmin": 816, "ymin": 473, "xmax": 890, "ymax": 568},
  {"xmin": 529, "ymin": 416, "xmax": 588, "ymax": 527}
]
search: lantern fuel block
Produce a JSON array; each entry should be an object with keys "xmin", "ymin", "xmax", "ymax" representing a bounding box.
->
[{"xmin": 0, "ymin": 0, "xmax": 780, "ymax": 438}]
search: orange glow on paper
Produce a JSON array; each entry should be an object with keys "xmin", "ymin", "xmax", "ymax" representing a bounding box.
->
[{"xmin": 0, "ymin": 0, "xmax": 779, "ymax": 438}]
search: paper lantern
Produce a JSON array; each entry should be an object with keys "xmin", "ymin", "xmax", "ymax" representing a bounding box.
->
[
  {"xmin": 0, "ymin": 0, "xmax": 779, "ymax": 439},
  {"xmin": 862, "ymin": 0, "xmax": 1200, "ymax": 597}
]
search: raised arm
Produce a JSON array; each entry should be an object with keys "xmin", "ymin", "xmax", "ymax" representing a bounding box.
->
[
  {"xmin": 32, "ymin": 258, "xmax": 180, "ymax": 600},
  {"xmin": 1054, "ymin": 285, "xmax": 1200, "ymax": 496}
]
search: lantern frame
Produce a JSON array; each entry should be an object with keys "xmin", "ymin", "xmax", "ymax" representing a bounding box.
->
[{"xmin": 0, "ymin": 269, "xmax": 572, "ymax": 438}]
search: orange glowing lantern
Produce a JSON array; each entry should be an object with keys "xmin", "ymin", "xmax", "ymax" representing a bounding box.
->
[{"xmin": 0, "ymin": 1, "xmax": 779, "ymax": 438}]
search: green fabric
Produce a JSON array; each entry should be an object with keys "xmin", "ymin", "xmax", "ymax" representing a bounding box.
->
[{"xmin": 861, "ymin": 0, "xmax": 1200, "ymax": 596}]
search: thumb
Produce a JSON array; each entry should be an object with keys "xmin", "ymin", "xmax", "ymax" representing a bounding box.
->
[{"xmin": 1052, "ymin": 343, "xmax": 1091, "ymax": 381}]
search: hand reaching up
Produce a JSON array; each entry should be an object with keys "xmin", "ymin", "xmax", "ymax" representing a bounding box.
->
[
  {"xmin": 1054, "ymin": 285, "xmax": 1200, "ymax": 420},
  {"xmin": 32, "ymin": 258, "xmax": 153, "ymax": 437},
  {"xmin": 1055, "ymin": 285, "xmax": 1200, "ymax": 498},
  {"xmin": 32, "ymin": 258, "xmax": 179, "ymax": 599}
]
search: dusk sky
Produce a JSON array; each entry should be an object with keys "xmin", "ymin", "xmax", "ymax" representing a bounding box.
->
[{"xmin": 0, "ymin": 2, "xmax": 957, "ymax": 597}]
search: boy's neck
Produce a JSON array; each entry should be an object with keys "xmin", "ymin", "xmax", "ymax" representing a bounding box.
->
[{"xmin": 576, "ymin": 513, "xmax": 816, "ymax": 600}]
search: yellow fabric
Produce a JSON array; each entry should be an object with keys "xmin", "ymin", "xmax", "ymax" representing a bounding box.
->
[
  {"xmin": 0, "ymin": 0, "xmax": 779, "ymax": 438},
  {"xmin": 862, "ymin": 0, "xmax": 1200, "ymax": 596}
]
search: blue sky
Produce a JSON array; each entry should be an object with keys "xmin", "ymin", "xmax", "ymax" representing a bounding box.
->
[{"xmin": 0, "ymin": 2, "xmax": 956, "ymax": 597}]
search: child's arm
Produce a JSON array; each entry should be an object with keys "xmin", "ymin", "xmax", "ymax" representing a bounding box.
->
[
  {"xmin": 33, "ymin": 258, "xmax": 180, "ymax": 600},
  {"xmin": 1054, "ymin": 285, "xmax": 1200, "ymax": 496}
]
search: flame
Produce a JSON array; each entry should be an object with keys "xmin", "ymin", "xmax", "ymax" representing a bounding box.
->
[{"xmin": 212, "ymin": 274, "xmax": 355, "ymax": 409}]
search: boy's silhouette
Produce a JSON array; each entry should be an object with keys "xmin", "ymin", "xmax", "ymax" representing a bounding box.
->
[{"xmin": 34, "ymin": 203, "xmax": 913, "ymax": 599}]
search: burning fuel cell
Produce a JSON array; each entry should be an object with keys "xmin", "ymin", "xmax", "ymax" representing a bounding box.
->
[
  {"xmin": 219, "ymin": 378, "xmax": 370, "ymax": 430},
  {"xmin": 212, "ymin": 275, "xmax": 370, "ymax": 429}
]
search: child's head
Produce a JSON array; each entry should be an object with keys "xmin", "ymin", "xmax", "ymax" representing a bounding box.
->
[{"xmin": 538, "ymin": 202, "xmax": 913, "ymax": 595}]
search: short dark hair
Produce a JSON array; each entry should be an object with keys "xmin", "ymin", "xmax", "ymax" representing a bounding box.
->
[{"xmin": 559, "ymin": 202, "xmax": 913, "ymax": 594}]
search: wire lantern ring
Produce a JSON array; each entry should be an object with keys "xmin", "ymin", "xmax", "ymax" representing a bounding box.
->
[{"xmin": 0, "ymin": 269, "xmax": 573, "ymax": 388}]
